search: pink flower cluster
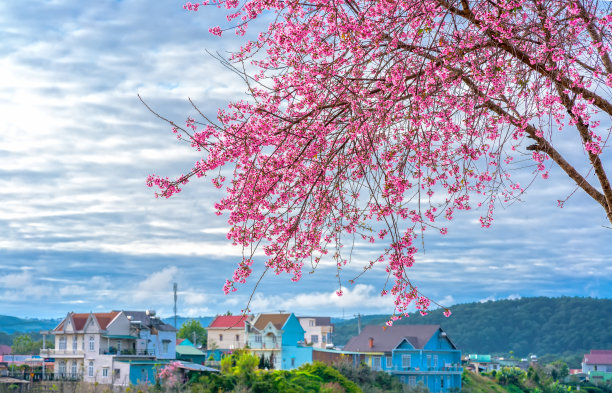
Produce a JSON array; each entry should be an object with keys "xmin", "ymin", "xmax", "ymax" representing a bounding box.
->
[{"xmin": 150, "ymin": 0, "xmax": 612, "ymax": 323}]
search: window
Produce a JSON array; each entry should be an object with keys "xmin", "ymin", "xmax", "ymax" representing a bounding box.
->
[
  {"xmin": 58, "ymin": 360, "xmax": 66, "ymax": 375},
  {"xmin": 235, "ymin": 334, "xmax": 240, "ymax": 342},
  {"xmin": 88, "ymin": 361, "xmax": 94, "ymax": 377},
  {"xmin": 254, "ymin": 334, "xmax": 262, "ymax": 343},
  {"xmin": 322, "ymin": 334, "xmax": 327, "ymax": 343},
  {"xmin": 272, "ymin": 335, "xmax": 277, "ymax": 343},
  {"xmin": 291, "ymin": 357, "xmax": 295, "ymax": 367},
  {"xmin": 433, "ymin": 355, "xmax": 438, "ymax": 368},
  {"xmin": 59, "ymin": 336, "xmax": 67, "ymax": 350},
  {"xmin": 311, "ymin": 335, "xmax": 319, "ymax": 343},
  {"xmin": 102, "ymin": 368, "xmax": 108, "ymax": 377},
  {"xmin": 117, "ymin": 341, "xmax": 121, "ymax": 352},
  {"xmin": 427, "ymin": 354, "xmax": 432, "ymax": 369},
  {"xmin": 372, "ymin": 356, "xmax": 381, "ymax": 370},
  {"xmin": 71, "ymin": 361, "xmax": 77, "ymax": 376},
  {"xmin": 441, "ymin": 376, "xmax": 444, "ymax": 388},
  {"xmin": 386, "ymin": 356, "xmax": 393, "ymax": 368},
  {"xmin": 89, "ymin": 336, "xmax": 95, "ymax": 351},
  {"xmin": 309, "ymin": 320, "xmax": 315, "ymax": 327},
  {"xmin": 326, "ymin": 332, "xmax": 332, "ymax": 343},
  {"xmin": 402, "ymin": 354, "xmax": 411, "ymax": 369},
  {"xmin": 219, "ymin": 334, "xmax": 223, "ymax": 342},
  {"xmin": 114, "ymin": 369, "xmax": 121, "ymax": 379},
  {"xmin": 409, "ymin": 376, "xmax": 416, "ymax": 386},
  {"xmin": 72, "ymin": 336, "xmax": 77, "ymax": 351},
  {"xmin": 162, "ymin": 340, "xmax": 170, "ymax": 353}
]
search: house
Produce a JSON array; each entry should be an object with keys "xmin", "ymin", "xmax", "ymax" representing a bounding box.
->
[
  {"xmin": 342, "ymin": 324, "xmax": 462, "ymax": 392},
  {"xmin": 245, "ymin": 313, "xmax": 312, "ymax": 370},
  {"xmin": 582, "ymin": 350, "xmax": 612, "ymax": 384},
  {"xmin": 298, "ymin": 317, "xmax": 334, "ymax": 348},
  {"xmin": 40, "ymin": 310, "xmax": 176, "ymax": 386},
  {"xmin": 176, "ymin": 338, "xmax": 192, "ymax": 346},
  {"xmin": 206, "ymin": 315, "xmax": 251, "ymax": 351},
  {"xmin": 0, "ymin": 346, "xmax": 11, "ymax": 356},
  {"xmin": 176, "ymin": 345, "xmax": 208, "ymax": 364},
  {"xmin": 119, "ymin": 310, "xmax": 177, "ymax": 360}
]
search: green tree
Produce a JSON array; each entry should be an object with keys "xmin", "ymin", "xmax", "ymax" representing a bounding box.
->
[
  {"xmin": 11, "ymin": 334, "xmax": 36, "ymax": 355},
  {"xmin": 177, "ymin": 320, "xmax": 207, "ymax": 348}
]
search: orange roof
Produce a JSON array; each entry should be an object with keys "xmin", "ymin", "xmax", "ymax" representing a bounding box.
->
[
  {"xmin": 93, "ymin": 312, "xmax": 120, "ymax": 330},
  {"xmin": 54, "ymin": 311, "xmax": 120, "ymax": 332},
  {"xmin": 253, "ymin": 314, "xmax": 290, "ymax": 331},
  {"xmin": 209, "ymin": 315, "xmax": 250, "ymax": 329}
]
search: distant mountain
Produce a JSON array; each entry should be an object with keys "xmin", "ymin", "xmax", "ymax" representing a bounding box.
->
[
  {"xmin": 0, "ymin": 315, "xmax": 62, "ymax": 334},
  {"xmin": 0, "ymin": 314, "xmax": 217, "ymax": 335},
  {"xmin": 332, "ymin": 297, "xmax": 612, "ymax": 359}
]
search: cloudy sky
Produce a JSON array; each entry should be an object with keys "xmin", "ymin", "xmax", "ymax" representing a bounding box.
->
[{"xmin": 1, "ymin": 0, "xmax": 610, "ymax": 320}]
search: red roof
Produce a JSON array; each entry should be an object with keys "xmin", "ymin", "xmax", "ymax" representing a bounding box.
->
[
  {"xmin": 93, "ymin": 312, "xmax": 120, "ymax": 330},
  {"xmin": 584, "ymin": 353, "xmax": 612, "ymax": 365},
  {"xmin": 54, "ymin": 312, "xmax": 119, "ymax": 332},
  {"xmin": 208, "ymin": 315, "xmax": 250, "ymax": 329}
]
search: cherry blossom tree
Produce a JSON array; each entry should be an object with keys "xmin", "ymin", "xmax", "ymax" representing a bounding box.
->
[{"xmin": 146, "ymin": 0, "xmax": 612, "ymax": 320}]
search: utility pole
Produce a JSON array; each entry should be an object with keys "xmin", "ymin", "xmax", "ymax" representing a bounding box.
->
[
  {"xmin": 353, "ymin": 313, "xmax": 362, "ymax": 335},
  {"xmin": 173, "ymin": 283, "xmax": 178, "ymax": 329}
]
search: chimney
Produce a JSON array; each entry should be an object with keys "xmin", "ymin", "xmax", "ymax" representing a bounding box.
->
[{"xmin": 368, "ymin": 337, "xmax": 374, "ymax": 349}]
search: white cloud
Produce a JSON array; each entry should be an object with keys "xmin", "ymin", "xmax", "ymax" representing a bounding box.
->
[
  {"xmin": 249, "ymin": 284, "xmax": 396, "ymax": 314},
  {"xmin": 132, "ymin": 266, "xmax": 179, "ymax": 302}
]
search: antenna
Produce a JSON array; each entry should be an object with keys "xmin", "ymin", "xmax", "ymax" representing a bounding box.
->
[
  {"xmin": 173, "ymin": 282, "xmax": 178, "ymax": 329},
  {"xmin": 353, "ymin": 313, "xmax": 362, "ymax": 335}
]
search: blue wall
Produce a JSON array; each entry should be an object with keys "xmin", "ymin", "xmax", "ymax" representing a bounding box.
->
[
  {"xmin": 281, "ymin": 314, "xmax": 305, "ymax": 346},
  {"xmin": 281, "ymin": 345, "xmax": 313, "ymax": 370}
]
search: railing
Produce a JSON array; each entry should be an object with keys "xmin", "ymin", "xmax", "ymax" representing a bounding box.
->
[
  {"xmin": 99, "ymin": 348, "xmax": 155, "ymax": 356},
  {"xmin": 40, "ymin": 349, "xmax": 84, "ymax": 356},
  {"xmin": 388, "ymin": 366, "xmax": 463, "ymax": 373}
]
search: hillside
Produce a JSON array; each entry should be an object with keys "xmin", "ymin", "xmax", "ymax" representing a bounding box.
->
[
  {"xmin": 333, "ymin": 297, "xmax": 611, "ymax": 359},
  {"xmin": 0, "ymin": 315, "xmax": 61, "ymax": 334}
]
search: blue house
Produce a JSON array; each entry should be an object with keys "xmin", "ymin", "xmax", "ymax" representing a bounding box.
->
[
  {"xmin": 343, "ymin": 324, "xmax": 462, "ymax": 392},
  {"xmin": 245, "ymin": 313, "xmax": 312, "ymax": 370}
]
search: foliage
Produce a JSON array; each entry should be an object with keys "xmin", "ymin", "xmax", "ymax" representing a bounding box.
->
[
  {"xmin": 177, "ymin": 320, "xmax": 207, "ymax": 348},
  {"xmin": 462, "ymin": 368, "xmax": 612, "ymax": 393},
  {"xmin": 333, "ymin": 297, "xmax": 612, "ymax": 360},
  {"xmin": 150, "ymin": 0, "xmax": 612, "ymax": 319},
  {"xmin": 332, "ymin": 361, "xmax": 406, "ymax": 393},
  {"xmin": 11, "ymin": 334, "xmax": 41, "ymax": 355},
  {"xmin": 191, "ymin": 351, "xmax": 362, "ymax": 393}
]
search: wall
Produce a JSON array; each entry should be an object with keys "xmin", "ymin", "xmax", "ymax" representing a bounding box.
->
[{"xmin": 281, "ymin": 345, "xmax": 313, "ymax": 370}]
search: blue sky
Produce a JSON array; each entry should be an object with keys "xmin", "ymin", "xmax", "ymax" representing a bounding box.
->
[{"xmin": 1, "ymin": 0, "xmax": 610, "ymax": 320}]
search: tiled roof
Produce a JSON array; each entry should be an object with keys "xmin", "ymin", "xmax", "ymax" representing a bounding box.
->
[
  {"xmin": 93, "ymin": 312, "xmax": 120, "ymax": 330},
  {"xmin": 71, "ymin": 313, "xmax": 90, "ymax": 330},
  {"xmin": 584, "ymin": 353, "xmax": 612, "ymax": 365},
  {"xmin": 53, "ymin": 311, "xmax": 119, "ymax": 332},
  {"xmin": 343, "ymin": 325, "xmax": 444, "ymax": 352},
  {"xmin": 209, "ymin": 315, "xmax": 250, "ymax": 329},
  {"xmin": 119, "ymin": 311, "xmax": 176, "ymax": 332},
  {"xmin": 253, "ymin": 313, "xmax": 291, "ymax": 330}
]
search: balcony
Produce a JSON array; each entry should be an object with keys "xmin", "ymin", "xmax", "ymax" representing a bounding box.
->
[
  {"xmin": 40, "ymin": 349, "xmax": 85, "ymax": 358},
  {"xmin": 99, "ymin": 348, "xmax": 155, "ymax": 357},
  {"xmin": 387, "ymin": 366, "xmax": 463, "ymax": 374}
]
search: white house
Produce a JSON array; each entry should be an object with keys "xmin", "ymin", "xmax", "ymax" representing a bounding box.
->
[
  {"xmin": 298, "ymin": 316, "xmax": 334, "ymax": 348},
  {"xmin": 41, "ymin": 310, "xmax": 176, "ymax": 386}
]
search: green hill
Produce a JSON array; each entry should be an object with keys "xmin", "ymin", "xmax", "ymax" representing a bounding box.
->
[
  {"xmin": 333, "ymin": 297, "xmax": 611, "ymax": 360},
  {"xmin": 0, "ymin": 315, "xmax": 61, "ymax": 334}
]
